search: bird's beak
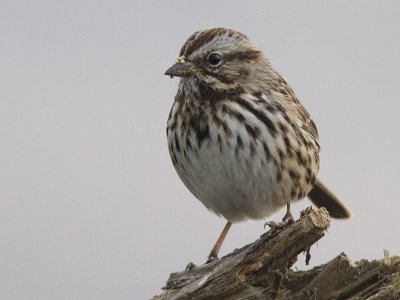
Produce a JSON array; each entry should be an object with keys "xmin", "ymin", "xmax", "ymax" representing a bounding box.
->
[{"xmin": 164, "ymin": 61, "xmax": 197, "ymax": 78}]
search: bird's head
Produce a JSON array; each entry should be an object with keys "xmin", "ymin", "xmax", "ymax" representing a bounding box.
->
[{"xmin": 165, "ymin": 27, "xmax": 272, "ymax": 92}]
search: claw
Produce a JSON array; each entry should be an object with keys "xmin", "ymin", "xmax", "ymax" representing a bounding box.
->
[
  {"xmin": 264, "ymin": 202, "xmax": 294, "ymax": 233},
  {"xmin": 264, "ymin": 220, "xmax": 288, "ymax": 230},
  {"xmin": 206, "ymin": 253, "xmax": 218, "ymax": 264}
]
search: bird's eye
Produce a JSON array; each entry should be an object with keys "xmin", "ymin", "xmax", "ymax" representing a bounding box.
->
[{"xmin": 207, "ymin": 53, "xmax": 222, "ymax": 66}]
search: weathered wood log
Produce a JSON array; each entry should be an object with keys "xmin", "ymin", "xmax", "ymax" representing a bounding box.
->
[{"xmin": 152, "ymin": 208, "xmax": 400, "ymax": 299}]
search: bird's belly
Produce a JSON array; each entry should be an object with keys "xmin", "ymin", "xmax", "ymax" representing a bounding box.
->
[{"xmin": 169, "ymin": 132, "xmax": 305, "ymax": 222}]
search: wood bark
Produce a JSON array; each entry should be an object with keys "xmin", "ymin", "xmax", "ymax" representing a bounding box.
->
[{"xmin": 152, "ymin": 208, "xmax": 400, "ymax": 300}]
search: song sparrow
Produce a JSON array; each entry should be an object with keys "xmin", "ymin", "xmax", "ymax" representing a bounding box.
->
[{"xmin": 165, "ymin": 28, "xmax": 351, "ymax": 262}]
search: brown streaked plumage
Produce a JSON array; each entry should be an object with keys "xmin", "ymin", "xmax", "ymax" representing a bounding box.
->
[{"xmin": 165, "ymin": 27, "xmax": 351, "ymax": 262}]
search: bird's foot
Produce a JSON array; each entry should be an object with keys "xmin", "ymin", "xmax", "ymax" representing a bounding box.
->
[
  {"xmin": 206, "ymin": 252, "xmax": 219, "ymax": 264},
  {"xmin": 264, "ymin": 211, "xmax": 295, "ymax": 236},
  {"xmin": 282, "ymin": 210, "xmax": 295, "ymax": 224}
]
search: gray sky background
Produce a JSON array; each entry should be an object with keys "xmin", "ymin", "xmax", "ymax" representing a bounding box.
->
[{"xmin": 1, "ymin": 1, "xmax": 400, "ymax": 299}]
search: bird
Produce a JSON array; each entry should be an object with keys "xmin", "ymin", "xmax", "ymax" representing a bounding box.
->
[{"xmin": 164, "ymin": 27, "xmax": 351, "ymax": 262}]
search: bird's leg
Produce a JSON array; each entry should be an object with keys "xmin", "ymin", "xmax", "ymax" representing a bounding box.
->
[
  {"xmin": 264, "ymin": 202, "xmax": 295, "ymax": 231},
  {"xmin": 206, "ymin": 221, "xmax": 232, "ymax": 263},
  {"xmin": 282, "ymin": 202, "xmax": 295, "ymax": 224}
]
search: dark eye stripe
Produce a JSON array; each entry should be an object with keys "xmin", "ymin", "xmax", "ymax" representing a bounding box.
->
[{"xmin": 223, "ymin": 50, "xmax": 261, "ymax": 62}]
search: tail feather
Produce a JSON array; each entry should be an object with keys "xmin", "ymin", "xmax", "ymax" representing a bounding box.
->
[{"xmin": 307, "ymin": 179, "xmax": 351, "ymax": 219}]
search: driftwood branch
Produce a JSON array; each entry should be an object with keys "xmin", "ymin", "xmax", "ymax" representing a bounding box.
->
[{"xmin": 152, "ymin": 208, "xmax": 400, "ymax": 299}]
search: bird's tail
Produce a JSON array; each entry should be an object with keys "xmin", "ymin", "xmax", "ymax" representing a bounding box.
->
[{"xmin": 307, "ymin": 179, "xmax": 352, "ymax": 219}]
